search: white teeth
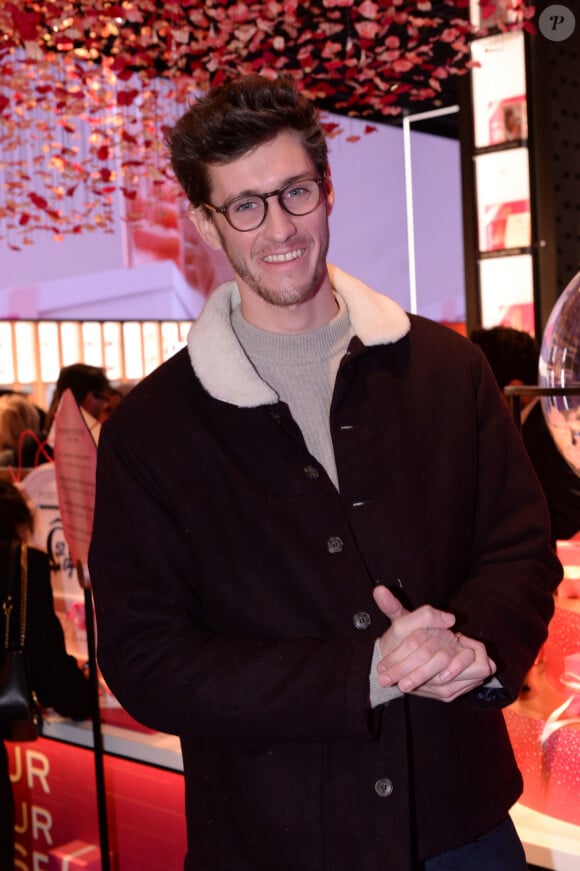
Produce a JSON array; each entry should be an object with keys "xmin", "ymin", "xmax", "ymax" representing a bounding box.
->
[{"xmin": 264, "ymin": 249, "xmax": 302, "ymax": 263}]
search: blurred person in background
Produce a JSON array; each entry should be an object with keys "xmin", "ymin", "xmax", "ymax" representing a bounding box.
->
[
  {"xmin": 471, "ymin": 325, "xmax": 580, "ymax": 543},
  {"xmin": 0, "ymin": 392, "xmax": 50, "ymax": 469},
  {"xmin": 0, "ymin": 479, "xmax": 91, "ymax": 867},
  {"xmin": 98, "ymin": 383, "xmax": 135, "ymax": 423},
  {"xmin": 45, "ymin": 364, "xmax": 112, "ymax": 445}
]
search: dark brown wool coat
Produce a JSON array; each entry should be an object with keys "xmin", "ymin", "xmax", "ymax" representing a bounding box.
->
[{"xmin": 89, "ymin": 269, "xmax": 561, "ymax": 871}]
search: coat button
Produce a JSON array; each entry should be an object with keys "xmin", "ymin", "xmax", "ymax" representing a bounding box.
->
[
  {"xmin": 326, "ymin": 536, "xmax": 344, "ymax": 554},
  {"xmin": 353, "ymin": 611, "xmax": 371, "ymax": 630},
  {"xmin": 304, "ymin": 465, "xmax": 319, "ymax": 480},
  {"xmin": 374, "ymin": 778, "xmax": 394, "ymax": 798}
]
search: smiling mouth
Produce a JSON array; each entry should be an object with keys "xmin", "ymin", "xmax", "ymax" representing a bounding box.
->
[{"xmin": 263, "ymin": 249, "xmax": 304, "ymax": 264}]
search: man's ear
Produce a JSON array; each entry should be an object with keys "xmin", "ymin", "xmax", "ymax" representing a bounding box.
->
[
  {"xmin": 323, "ymin": 174, "xmax": 335, "ymax": 217},
  {"xmin": 188, "ymin": 205, "xmax": 223, "ymax": 251}
]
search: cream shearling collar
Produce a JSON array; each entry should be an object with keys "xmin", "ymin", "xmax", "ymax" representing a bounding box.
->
[{"xmin": 187, "ymin": 263, "xmax": 411, "ymax": 408}]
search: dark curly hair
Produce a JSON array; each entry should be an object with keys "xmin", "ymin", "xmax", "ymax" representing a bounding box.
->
[
  {"xmin": 165, "ymin": 75, "xmax": 329, "ymax": 209},
  {"xmin": 470, "ymin": 326, "xmax": 540, "ymax": 389}
]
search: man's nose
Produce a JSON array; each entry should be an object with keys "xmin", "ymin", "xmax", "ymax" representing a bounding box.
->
[{"xmin": 263, "ymin": 197, "xmax": 297, "ymax": 237}]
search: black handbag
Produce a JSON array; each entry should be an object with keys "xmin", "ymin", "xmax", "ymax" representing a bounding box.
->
[{"xmin": 0, "ymin": 542, "xmax": 41, "ymax": 741}]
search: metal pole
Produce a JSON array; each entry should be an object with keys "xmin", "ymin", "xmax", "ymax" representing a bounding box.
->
[{"xmin": 78, "ymin": 560, "xmax": 111, "ymax": 871}]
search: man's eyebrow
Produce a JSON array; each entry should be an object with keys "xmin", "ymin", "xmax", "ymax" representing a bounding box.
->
[{"xmin": 226, "ymin": 173, "xmax": 317, "ymax": 201}]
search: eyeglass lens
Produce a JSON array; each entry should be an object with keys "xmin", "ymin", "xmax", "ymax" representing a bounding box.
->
[{"xmin": 225, "ymin": 179, "xmax": 321, "ymax": 231}]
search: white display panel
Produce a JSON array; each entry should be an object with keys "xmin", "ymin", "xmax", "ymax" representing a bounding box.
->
[
  {"xmin": 0, "ymin": 322, "xmax": 15, "ymax": 385},
  {"xmin": 60, "ymin": 322, "xmax": 82, "ymax": 366},
  {"xmin": 143, "ymin": 321, "xmax": 162, "ymax": 374},
  {"xmin": 103, "ymin": 321, "xmax": 123, "ymax": 380},
  {"xmin": 475, "ymin": 148, "xmax": 531, "ymax": 252},
  {"xmin": 471, "ymin": 32, "xmax": 527, "ymax": 149},
  {"xmin": 479, "ymin": 253, "xmax": 535, "ymax": 332},
  {"xmin": 81, "ymin": 321, "xmax": 104, "ymax": 366},
  {"xmin": 0, "ymin": 320, "xmax": 192, "ymax": 406},
  {"xmin": 2, "ymin": 113, "xmax": 465, "ymax": 328},
  {"xmin": 122, "ymin": 322, "xmax": 145, "ymax": 381},
  {"xmin": 38, "ymin": 321, "xmax": 61, "ymax": 383},
  {"xmin": 469, "ymin": 0, "xmax": 525, "ymax": 30},
  {"xmin": 14, "ymin": 322, "xmax": 36, "ymax": 383}
]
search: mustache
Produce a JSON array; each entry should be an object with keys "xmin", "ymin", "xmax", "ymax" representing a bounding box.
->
[{"xmin": 255, "ymin": 238, "xmax": 311, "ymax": 256}]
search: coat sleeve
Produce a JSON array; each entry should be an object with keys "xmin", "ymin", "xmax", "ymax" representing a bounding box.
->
[
  {"xmin": 88, "ymin": 420, "xmax": 377, "ymax": 745},
  {"xmin": 448, "ymin": 351, "xmax": 562, "ymax": 705}
]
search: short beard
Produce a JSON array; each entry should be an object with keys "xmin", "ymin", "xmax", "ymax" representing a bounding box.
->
[{"xmin": 215, "ymin": 223, "xmax": 330, "ymax": 308}]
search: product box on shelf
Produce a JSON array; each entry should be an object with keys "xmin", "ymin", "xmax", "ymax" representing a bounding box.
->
[
  {"xmin": 47, "ymin": 840, "xmax": 102, "ymax": 870},
  {"xmin": 483, "ymin": 199, "xmax": 530, "ymax": 251},
  {"xmin": 488, "ymin": 95, "xmax": 528, "ymax": 144}
]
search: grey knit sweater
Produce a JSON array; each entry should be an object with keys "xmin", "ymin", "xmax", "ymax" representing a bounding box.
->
[
  {"xmin": 231, "ymin": 294, "xmax": 401, "ymax": 707},
  {"xmin": 231, "ymin": 294, "xmax": 351, "ymax": 489}
]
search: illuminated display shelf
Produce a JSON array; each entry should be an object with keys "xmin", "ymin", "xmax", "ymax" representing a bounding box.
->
[
  {"xmin": 460, "ymin": 26, "xmax": 558, "ymax": 336},
  {"xmin": 0, "ymin": 318, "xmax": 192, "ymax": 408}
]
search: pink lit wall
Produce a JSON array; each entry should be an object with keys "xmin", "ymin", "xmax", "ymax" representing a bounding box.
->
[{"xmin": 0, "ymin": 113, "xmax": 465, "ymax": 323}]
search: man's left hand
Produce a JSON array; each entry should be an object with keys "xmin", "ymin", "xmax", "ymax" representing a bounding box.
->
[{"xmin": 373, "ymin": 585, "xmax": 496, "ymax": 702}]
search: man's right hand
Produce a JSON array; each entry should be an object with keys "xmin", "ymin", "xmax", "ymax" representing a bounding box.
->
[{"xmin": 373, "ymin": 585, "xmax": 495, "ymax": 701}]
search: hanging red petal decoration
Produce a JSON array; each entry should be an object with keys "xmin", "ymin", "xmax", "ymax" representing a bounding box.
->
[
  {"xmin": 6, "ymin": 6, "xmax": 41, "ymax": 42},
  {"xmin": 28, "ymin": 193, "xmax": 49, "ymax": 210},
  {"xmin": 117, "ymin": 89, "xmax": 140, "ymax": 107},
  {"xmin": 0, "ymin": 0, "xmax": 535, "ymax": 246}
]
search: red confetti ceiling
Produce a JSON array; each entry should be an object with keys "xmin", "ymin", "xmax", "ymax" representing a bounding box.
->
[{"xmin": 0, "ymin": 1, "xmax": 534, "ymax": 247}]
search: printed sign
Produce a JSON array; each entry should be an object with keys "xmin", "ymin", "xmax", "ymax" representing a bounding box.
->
[{"xmin": 53, "ymin": 390, "xmax": 98, "ymax": 570}]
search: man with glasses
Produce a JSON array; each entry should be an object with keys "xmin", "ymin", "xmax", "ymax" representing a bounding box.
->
[{"xmin": 89, "ymin": 75, "xmax": 561, "ymax": 871}]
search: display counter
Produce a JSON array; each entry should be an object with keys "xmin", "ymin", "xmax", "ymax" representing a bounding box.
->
[
  {"xmin": 8, "ymin": 713, "xmax": 187, "ymax": 870},
  {"xmin": 8, "ymin": 704, "xmax": 579, "ymax": 871},
  {"xmin": 511, "ymin": 804, "xmax": 580, "ymax": 871},
  {"xmin": 10, "ymin": 469, "xmax": 579, "ymax": 868},
  {"xmin": 42, "ymin": 710, "xmax": 183, "ymax": 773}
]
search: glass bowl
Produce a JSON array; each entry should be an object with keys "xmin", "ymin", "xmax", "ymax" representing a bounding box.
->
[{"xmin": 539, "ymin": 270, "xmax": 580, "ymax": 476}]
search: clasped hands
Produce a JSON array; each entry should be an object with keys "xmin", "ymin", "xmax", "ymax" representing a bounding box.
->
[{"xmin": 374, "ymin": 585, "xmax": 496, "ymax": 702}]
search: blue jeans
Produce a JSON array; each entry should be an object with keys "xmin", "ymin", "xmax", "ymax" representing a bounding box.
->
[{"xmin": 423, "ymin": 817, "xmax": 527, "ymax": 871}]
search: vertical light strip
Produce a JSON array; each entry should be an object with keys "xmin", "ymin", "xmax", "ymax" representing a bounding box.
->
[
  {"xmin": 38, "ymin": 322, "xmax": 60, "ymax": 383},
  {"xmin": 60, "ymin": 322, "xmax": 82, "ymax": 366},
  {"xmin": 103, "ymin": 322, "xmax": 122, "ymax": 380},
  {"xmin": 123, "ymin": 323, "xmax": 144, "ymax": 380},
  {"xmin": 402, "ymin": 115, "xmax": 417, "ymax": 315},
  {"xmin": 14, "ymin": 322, "xmax": 36, "ymax": 384},
  {"xmin": 0, "ymin": 322, "xmax": 15, "ymax": 385},
  {"xmin": 2, "ymin": 318, "xmax": 194, "ymax": 400},
  {"xmin": 402, "ymin": 104, "xmax": 460, "ymax": 317},
  {"xmin": 142, "ymin": 322, "xmax": 161, "ymax": 374},
  {"xmin": 81, "ymin": 321, "xmax": 103, "ymax": 366}
]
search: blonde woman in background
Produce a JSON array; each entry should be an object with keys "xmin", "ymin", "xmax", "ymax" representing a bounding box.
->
[{"xmin": 0, "ymin": 393, "xmax": 49, "ymax": 469}]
